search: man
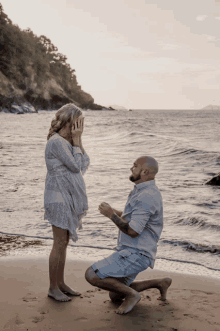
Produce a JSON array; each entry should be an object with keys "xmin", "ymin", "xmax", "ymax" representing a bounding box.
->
[{"xmin": 85, "ymin": 156, "xmax": 172, "ymax": 315}]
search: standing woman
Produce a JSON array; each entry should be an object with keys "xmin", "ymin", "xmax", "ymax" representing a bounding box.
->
[{"xmin": 44, "ymin": 103, "xmax": 90, "ymax": 302}]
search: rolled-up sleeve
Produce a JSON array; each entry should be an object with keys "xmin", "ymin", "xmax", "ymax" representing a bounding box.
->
[
  {"xmin": 129, "ymin": 200, "xmax": 152, "ymax": 234},
  {"xmin": 51, "ymin": 139, "xmax": 83, "ymax": 173}
]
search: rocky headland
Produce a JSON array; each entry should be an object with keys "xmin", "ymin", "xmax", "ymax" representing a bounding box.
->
[
  {"xmin": 0, "ymin": 4, "xmax": 112, "ymax": 114},
  {"xmin": 201, "ymin": 104, "xmax": 220, "ymax": 110}
]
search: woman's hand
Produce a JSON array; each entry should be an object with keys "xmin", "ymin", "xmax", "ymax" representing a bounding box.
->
[
  {"xmin": 71, "ymin": 117, "xmax": 84, "ymax": 147},
  {"xmin": 71, "ymin": 117, "xmax": 84, "ymax": 138}
]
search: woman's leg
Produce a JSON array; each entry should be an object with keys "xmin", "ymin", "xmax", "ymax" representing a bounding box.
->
[
  {"xmin": 57, "ymin": 231, "xmax": 81, "ymax": 296},
  {"xmin": 48, "ymin": 225, "xmax": 71, "ymax": 302}
]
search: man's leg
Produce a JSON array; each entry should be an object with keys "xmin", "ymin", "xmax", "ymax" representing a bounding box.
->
[
  {"xmin": 109, "ymin": 277, "xmax": 172, "ymax": 302},
  {"xmin": 85, "ymin": 267, "xmax": 141, "ymax": 315}
]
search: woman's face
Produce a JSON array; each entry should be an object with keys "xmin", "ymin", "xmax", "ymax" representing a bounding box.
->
[{"xmin": 65, "ymin": 114, "xmax": 84, "ymax": 134}]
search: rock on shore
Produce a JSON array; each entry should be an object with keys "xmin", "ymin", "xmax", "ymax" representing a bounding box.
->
[{"xmin": 205, "ymin": 173, "xmax": 220, "ymax": 186}]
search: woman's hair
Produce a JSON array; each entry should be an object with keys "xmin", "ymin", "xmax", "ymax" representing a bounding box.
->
[{"xmin": 47, "ymin": 103, "xmax": 82, "ymax": 140}]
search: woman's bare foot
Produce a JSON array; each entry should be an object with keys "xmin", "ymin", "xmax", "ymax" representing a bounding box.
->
[
  {"xmin": 59, "ymin": 284, "xmax": 81, "ymax": 296},
  {"xmin": 157, "ymin": 277, "xmax": 172, "ymax": 301},
  {"xmin": 48, "ymin": 289, "xmax": 71, "ymax": 302},
  {"xmin": 115, "ymin": 292, "xmax": 141, "ymax": 315}
]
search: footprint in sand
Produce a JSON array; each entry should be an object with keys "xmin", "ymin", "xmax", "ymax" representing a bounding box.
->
[
  {"xmin": 32, "ymin": 315, "xmax": 45, "ymax": 323},
  {"xmin": 22, "ymin": 292, "xmax": 38, "ymax": 302},
  {"xmin": 38, "ymin": 308, "xmax": 49, "ymax": 315},
  {"xmin": 75, "ymin": 317, "xmax": 88, "ymax": 321},
  {"xmin": 3, "ymin": 314, "xmax": 24, "ymax": 329},
  {"xmin": 83, "ymin": 293, "xmax": 95, "ymax": 298}
]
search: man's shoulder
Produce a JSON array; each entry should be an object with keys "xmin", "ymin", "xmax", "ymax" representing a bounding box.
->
[{"xmin": 137, "ymin": 186, "xmax": 162, "ymax": 204}]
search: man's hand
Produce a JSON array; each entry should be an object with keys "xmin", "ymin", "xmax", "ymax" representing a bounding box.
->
[
  {"xmin": 99, "ymin": 202, "xmax": 139, "ymax": 238},
  {"xmin": 99, "ymin": 202, "xmax": 114, "ymax": 219}
]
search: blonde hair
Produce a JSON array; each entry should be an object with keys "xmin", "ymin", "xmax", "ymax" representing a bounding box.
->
[{"xmin": 47, "ymin": 103, "xmax": 82, "ymax": 140}]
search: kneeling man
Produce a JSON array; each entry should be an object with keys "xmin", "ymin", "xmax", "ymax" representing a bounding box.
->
[{"xmin": 85, "ymin": 156, "xmax": 171, "ymax": 314}]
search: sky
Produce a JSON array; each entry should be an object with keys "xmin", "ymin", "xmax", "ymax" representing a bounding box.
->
[{"xmin": 1, "ymin": 0, "xmax": 220, "ymax": 109}]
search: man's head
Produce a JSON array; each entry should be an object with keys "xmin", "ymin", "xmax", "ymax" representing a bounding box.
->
[{"xmin": 129, "ymin": 156, "xmax": 158, "ymax": 184}]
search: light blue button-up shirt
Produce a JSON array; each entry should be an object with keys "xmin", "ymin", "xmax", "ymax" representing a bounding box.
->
[{"xmin": 117, "ymin": 180, "xmax": 163, "ymax": 268}]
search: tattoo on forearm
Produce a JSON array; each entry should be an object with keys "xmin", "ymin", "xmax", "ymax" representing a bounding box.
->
[{"xmin": 110, "ymin": 214, "xmax": 129, "ymax": 235}]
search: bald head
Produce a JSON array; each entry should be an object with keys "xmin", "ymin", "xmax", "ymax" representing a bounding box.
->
[
  {"xmin": 137, "ymin": 156, "xmax": 159, "ymax": 176},
  {"xmin": 129, "ymin": 156, "xmax": 158, "ymax": 183}
]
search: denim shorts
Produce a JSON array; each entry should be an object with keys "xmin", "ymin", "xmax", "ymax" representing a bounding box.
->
[{"xmin": 91, "ymin": 246, "xmax": 152, "ymax": 286}]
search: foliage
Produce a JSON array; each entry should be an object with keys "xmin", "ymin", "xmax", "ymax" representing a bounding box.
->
[{"xmin": 0, "ymin": 3, "xmax": 84, "ymax": 101}]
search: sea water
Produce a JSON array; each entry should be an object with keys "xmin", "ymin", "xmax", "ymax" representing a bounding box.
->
[{"xmin": 0, "ymin": 109, "xmax": 220, "ymax": 278}]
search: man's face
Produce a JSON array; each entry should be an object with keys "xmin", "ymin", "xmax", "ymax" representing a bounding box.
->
[{"xmin": 129, "ymin": 159, "xmax": 142, "ymax": 183}]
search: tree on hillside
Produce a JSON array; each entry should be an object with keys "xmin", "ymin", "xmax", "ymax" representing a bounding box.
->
[{"xmin": 0, "ymin": 3, "xmax": 93, "ymax": 107}]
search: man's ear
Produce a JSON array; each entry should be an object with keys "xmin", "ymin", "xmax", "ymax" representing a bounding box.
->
[{"xmin": 143, "ymin": 169, "xmax": 149, "ymax": 176}]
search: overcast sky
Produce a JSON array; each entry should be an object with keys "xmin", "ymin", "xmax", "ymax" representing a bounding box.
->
[{"xmin": 1, "ymin": 0, "xmax": 220, "ymax": 109}]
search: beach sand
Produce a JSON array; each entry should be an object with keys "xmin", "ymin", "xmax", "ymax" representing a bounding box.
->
[{"xmin": 0, "ymin": 255, "xmax": 220, "ymax": 331}]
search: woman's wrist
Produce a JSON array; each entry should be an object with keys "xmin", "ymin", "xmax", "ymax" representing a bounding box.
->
[
  {"xmin": 72, "ymin": 137, "xmax": 80, "ymax": 147},
  {"xmin": 79, "ymin": 137, "xmax": 85, "ymax": 154}
]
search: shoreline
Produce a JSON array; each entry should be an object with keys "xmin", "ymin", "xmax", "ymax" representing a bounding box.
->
[
  {"xmin": 1, "ymin": 233, "xmax": 220, "ymax": 281},
  {"xmin": 0, "ymin": 255, "xmax": 220, "ymax": 330}
]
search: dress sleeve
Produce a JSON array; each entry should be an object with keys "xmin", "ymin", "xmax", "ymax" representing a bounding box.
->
[
  {"xmin": 51, "ymin": 138, "xmax": 83, "ymax": 173},
  {"xmin": 81, "ymin": 151, "xmax": 90, "ymax": 175}
]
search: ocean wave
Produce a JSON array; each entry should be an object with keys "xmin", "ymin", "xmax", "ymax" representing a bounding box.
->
[
  {"xmin": 156, "ymin": 256, "xmax": 220, "ymax": 272},
  {"xmin": 175, "ymin": 217, "xmax": 220, "ymax": 231},
  {"xmin": 1, "ymin": 231, "xmax": 219, "ymax": 272},
  {"xmin": 167, "ymin": 148, "xmax": 201, "ymax": 157},
  {"xmin": 166, "ymin": 147, "xmax": 219, "ymax": 158},
  {"xmin": 3, "ymin": 231, "xmax": 220, "ymax": 255},
  {"xmin": 162, "ymin": 239, "xmax": 220, "ymax": 255}
]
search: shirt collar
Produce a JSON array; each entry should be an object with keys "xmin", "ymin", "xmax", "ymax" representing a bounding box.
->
[{"xmin": 134, "ymin": 180, "xmax": 155, "ymax": 190}]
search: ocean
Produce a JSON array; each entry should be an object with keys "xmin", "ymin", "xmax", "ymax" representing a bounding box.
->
[{"xmin": 0, "ymin": 109, "xmax": 220, "ymax": 279}]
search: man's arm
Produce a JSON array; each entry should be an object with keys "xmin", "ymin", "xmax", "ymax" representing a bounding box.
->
[
  {"xmin": 99, "ymin": 202, "xmax": 139, "ymax": 238},
  {"xmin": 112, "ymin": 208, "xmax": 123, "ymax": 217},
  {"xmin": 110, "ymin": 214, "xmax": 139, "ymax": 238}
]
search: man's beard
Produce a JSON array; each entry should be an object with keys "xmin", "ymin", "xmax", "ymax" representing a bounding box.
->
[{"xmin": 129, "ymin": 174, "xmax": 141, "ymax": 182}]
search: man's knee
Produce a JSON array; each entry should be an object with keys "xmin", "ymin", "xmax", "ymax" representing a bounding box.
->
[{"xmin": 85, "ymin": 266, "xmax": 98, "ymax": 285}]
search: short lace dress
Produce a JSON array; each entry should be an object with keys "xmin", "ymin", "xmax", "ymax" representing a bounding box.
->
[{"xmin": 44, "ymin": 133, "xmax": 90, "ymax": 241}]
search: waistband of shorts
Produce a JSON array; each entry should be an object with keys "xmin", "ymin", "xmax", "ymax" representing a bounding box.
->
[{"xmin": 117, "ymin": 245, "xmax": 153, "ymax": 260}]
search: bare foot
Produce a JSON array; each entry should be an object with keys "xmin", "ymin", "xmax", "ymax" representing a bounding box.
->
[
  {"xmin": 115, "ymin": 293, "xmax": 141, "ymax": 315},
  {"xmin": 59, "ymin": 284, "xmax": 81, "ymax": 296},
  {"xmin": 157, "ymin": 277, "xmax": 172, "ymax": 301},
  {"xmin": 48, "ymin": 289, "xmax": 71, "ymax": 302},
  {"xmin": 109, "ymin": 292, "xmax": 125, "ymax": 303}
]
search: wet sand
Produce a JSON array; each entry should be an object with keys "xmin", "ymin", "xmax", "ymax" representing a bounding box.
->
[
  {"xmin": 0, "ymin": 255, "xmax": 220, "ymax": 331},
  {"xmin": 0, "ymin": 233, "xmax": 45, "ymax": 256}
]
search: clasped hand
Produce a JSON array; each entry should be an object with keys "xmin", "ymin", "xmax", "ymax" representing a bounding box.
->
[{"xmin": 99, "ymin": 202, "xmax": 114, "ymax": 218}]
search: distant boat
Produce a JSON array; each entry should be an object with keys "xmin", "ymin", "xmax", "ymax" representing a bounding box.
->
[{"xmin": 129, "ymin": 109, "xmax": 132, "ymax": 111}]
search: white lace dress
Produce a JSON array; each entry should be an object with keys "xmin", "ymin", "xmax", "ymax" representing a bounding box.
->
[{"xmin": 44, "ymin": 133, "xmax": 90, "ymax": 241}]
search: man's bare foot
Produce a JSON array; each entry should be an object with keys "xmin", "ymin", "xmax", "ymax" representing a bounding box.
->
[
  {"xmin": 48, "ymin": 289, "xmax": 71, "ymax": 302},
  {"xmin": 115, "ymin": 292, "xmax": 141, "ymax": 315},
  {"xmin": 157, "ymin": 277, "xmax": 172, "ymax": 301},
  {"xmin": 59, "ymin": 284, "xmax": 81, "ymax": 296},
  {"xmin": 109, "ymin": 292, "xmax": 125, "ymax": 303}
]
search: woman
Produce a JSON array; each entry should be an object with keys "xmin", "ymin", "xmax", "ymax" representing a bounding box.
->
[{"xmin": 44, "ymin": 103, "xmax": 90, "ymax": 302}]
